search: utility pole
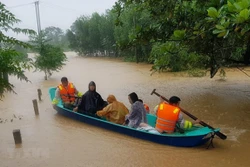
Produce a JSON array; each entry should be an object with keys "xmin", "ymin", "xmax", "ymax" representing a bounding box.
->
[{"xmin": 34, "ymin": 1, "xmax": 41, "ymax": 34}]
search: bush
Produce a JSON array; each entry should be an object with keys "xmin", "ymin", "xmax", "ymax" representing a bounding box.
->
[{"xmin": 149, "ymin": 42, "xmax": 207, "ymax": 72}]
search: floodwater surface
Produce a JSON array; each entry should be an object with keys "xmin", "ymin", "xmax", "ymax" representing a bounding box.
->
[{"xmin": 0, "ymin": 52, "xmax": 250, "ymax": 167}]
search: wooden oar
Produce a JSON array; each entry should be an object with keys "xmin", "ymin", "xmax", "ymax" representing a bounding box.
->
[{"xmin": 151, "ymin": 89, "xmax": 227, "ymax": 140}]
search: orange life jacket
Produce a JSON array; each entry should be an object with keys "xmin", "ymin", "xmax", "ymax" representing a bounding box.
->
[
  {"xmin": 58, "ymin": 83, "xmax": 76, "ymax": 103},
  {"xmin": 155, "ymin": 102, "xmax": 180, "ymax": 133}
]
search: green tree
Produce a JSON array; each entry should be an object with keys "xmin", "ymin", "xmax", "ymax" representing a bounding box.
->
[
  {"xmin": 99, "ymin": 10, "xmax": 116, "ymax": 56},
  {"xmin": 30, "ymin": 32, "xmax": 67, "ymax": 80},
  {"xmin": 0, "ymin": 2, "xmax": 35, "ymax": 99},
  {"xmin": 207, "ymin": 0, "xmax": 250, "ymax": 65},
  {"xmin": 13, "ymin": 44, "xmax": 30, "ymax": 62},
  {"xmin": 113, "ymin": 0, "xmax": 250, "ymax": 77},
  {"xmin": 67, "ymin": 16, "xmax": 91, "ymax": 55},
  {"xmin": 67, "ymin": 11, "xmax": 116, "ymax": 56},
  {"xmin": 89, "ymin": 13, "xmax": 102, "ymax": 53},
  {"xmin": 113, "ymin": 3, "xmax": 152, "ymax": 62},
  {"xmin": 43, "ymin": 26, "xmax": 69, "ymax": 50}
]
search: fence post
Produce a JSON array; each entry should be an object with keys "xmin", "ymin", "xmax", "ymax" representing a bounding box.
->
[
  {"xmin": 13, "ymin": 129, "xmax": 22, "ymax": 144},
  {"xmin": 32, "ymin": 99, "xmax": 39, "ymax": 115},
  {"xmin": 37, "ymin": 89, "xmax": 42, "ymax": 101}
]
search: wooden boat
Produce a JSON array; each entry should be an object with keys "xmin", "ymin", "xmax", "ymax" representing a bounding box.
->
[{"xmin": 49, "ymin": 87, "xmax": 219, "ymax": 147}]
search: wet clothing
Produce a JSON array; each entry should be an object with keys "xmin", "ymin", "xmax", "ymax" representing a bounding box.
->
[
  {"xmin": 126, "ymin": 101, "xmax": 148, "ymax": 128},
  {"xmin": 77, "ymin": 81, "xmax": 107, "ymax": 117},
  {"xmin": 96, "ymin": 95, "xmax": 129, "ymax": 125}
]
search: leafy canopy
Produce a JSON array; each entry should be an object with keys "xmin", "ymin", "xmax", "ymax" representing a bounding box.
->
[
  {"xmin": 29, "ymin": 32, "xmax": 67, "ymax": 80},
  {"xmin": 0, "ymin": 2, "xmax": 35, "ymax": 99}
]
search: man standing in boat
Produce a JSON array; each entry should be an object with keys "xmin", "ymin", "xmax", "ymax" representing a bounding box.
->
[
  {"xmin": 155, "ymin": 96, "xmax": 200, "ymax": 133},
  {"xmin": 52, "ymin": 77, "xmax": 82, "ymax": 109}
]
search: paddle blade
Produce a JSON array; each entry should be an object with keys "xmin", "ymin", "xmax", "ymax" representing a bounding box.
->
[{"xmin": 215, "ymin": 131, "xmax": 227, "ymax": 140}]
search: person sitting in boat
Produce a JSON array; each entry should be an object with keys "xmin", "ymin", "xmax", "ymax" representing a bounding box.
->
[
  {"xmin": 52, "ymin": 77, "xmax": 82, "ymax": 109},
  {"xmin": 125, "ymin": 92, "xmax": 148, "ymax": 128},
  {"xmin": 155, "ymin": 96, "xmax": 200, "ymax": 133},
  {"xmin": 73, "ymin": 81, "xmax": 107, "ymax": 117},
  {"xmin": 138, "ymin": 99, "xmax": 150, "ymax": 114},
  {"xmin": 96, "ymin": 95, "xmax": 129, "ymax": 124}
]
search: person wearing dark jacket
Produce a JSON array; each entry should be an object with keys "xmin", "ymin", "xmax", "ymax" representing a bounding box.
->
[{"xmin": 73, "ymin": 81, "xmax": 107, "ymax": 117}]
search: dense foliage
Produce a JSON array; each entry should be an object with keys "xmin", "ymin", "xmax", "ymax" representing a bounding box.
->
[
  {"xmin": 30, "ymin": 32, "xmax": 67, "ymax": 80},
  {"xmin": 114, "ymin": 0, "xmax": 250, "ymax": 76},
  {"xmin": 67, "ymin": 0, "xmax": 250, "ymax": 77},
  {"xmin": 0, "ymin": 2, "xmax": 35, "ymax": 99},
  {"xmin": 66, "ymin": 12, "xmax": 116, "ymax": 56},
  {"xmin": 43, "ymin": 26, "xmax": 69, "ymax": 51}
]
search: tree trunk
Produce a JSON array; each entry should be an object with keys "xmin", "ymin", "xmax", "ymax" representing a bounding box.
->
[
  {"xmin": 243, "ymin": 37, "xmax": 250, "ymax": 65},
  {"xmin": 3, "ymin": 72, "xmax": 9, "ymax": 83},
  {"xmin": 135, "ymin": 46, "xmax": 139, "ymax": 63},
  {"xmin": 44, "ymin": 71, "xmax": 48, "ymax": 80}
]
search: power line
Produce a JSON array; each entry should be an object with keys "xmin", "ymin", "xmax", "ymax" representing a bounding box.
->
[
  {"xmin": 7, "ymin": 2, "xmax": 35, "ymax": 9},
  {"xmin": 41, "ymin": 1, "xmax": 83, "ymax": 15},
  {"xmin": 7, "ymin": 1, "xmax": 83, "ymax": 15}
]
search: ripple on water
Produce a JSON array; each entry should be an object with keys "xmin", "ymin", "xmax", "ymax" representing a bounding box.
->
[{"xmin": 220, "ymin": 127, "xmax": 247, "ymax": 142}]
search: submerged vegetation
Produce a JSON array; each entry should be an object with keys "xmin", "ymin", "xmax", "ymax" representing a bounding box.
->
[
  {"xmin": 29, "ymin": 31, "xmax": 67, "ymax": 80},
  {"xmin": 0, "ymin": 3, "xmax": 68, "ymax": 98},
  {"xmin": 67, "ymin": 0, "xmax": 250, "ymax": 77},
  {"xmin": 1, "ymin": 0, "xmax": 250, "ymax": 98},
  {"xmin": 0, "ymin": 2, "xmax": 35, "ymax": 99}
]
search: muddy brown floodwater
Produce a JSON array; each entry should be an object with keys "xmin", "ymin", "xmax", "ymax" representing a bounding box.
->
[{"xmin": 0, "ymin": 52, "xmax": 250, "ymax": 167}]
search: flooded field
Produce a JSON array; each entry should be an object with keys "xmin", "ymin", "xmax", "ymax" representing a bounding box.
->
[{"xmin": 0, "ymin": 52, "xmax": 250, "ymax": 167}]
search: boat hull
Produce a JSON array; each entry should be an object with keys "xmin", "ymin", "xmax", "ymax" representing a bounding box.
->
[{"xmin": 50, "ymin": 87, "xmax": 215, "ymax": 147}]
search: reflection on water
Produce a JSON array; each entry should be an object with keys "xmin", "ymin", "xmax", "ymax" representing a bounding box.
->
[{"xmin": 0, "ymin": 52, "xmax": 250, "ymax": 167}]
